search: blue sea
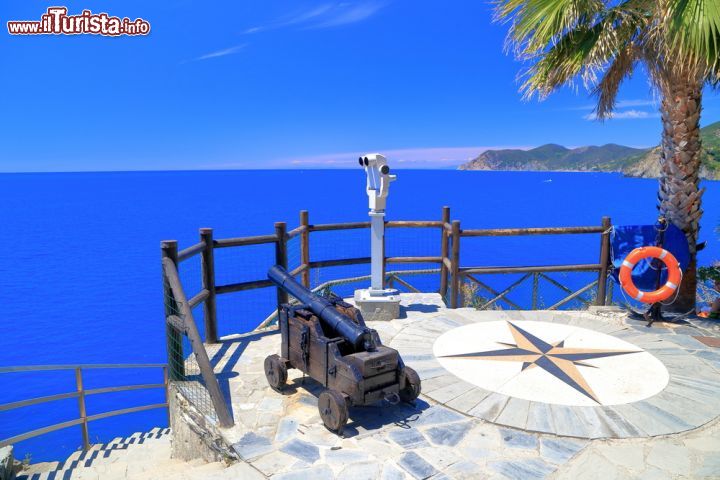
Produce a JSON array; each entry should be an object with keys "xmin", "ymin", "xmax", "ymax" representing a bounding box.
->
[{"xmin": 1, "ymin": 170, "xmax": 718, "ymax": 462}]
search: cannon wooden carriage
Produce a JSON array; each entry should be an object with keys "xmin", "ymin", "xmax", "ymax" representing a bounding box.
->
[{"xmin": 264, "ymin": 266, "xmax": 421, "ymax": 433}]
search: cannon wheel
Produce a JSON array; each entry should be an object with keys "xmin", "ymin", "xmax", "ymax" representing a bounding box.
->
[
  {"xmin": 264, "ymin": 354, "xmax": 288, "ymax": 392},
  {"xmin": 318, "ymin": 390, "xmax": 348, "ymax": 433},
  {"xmin": 399, "ymin": 366, "xmax": 421, "ymax": 403}
]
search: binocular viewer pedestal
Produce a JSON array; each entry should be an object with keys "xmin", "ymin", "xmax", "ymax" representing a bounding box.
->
[
  {"xmin": 354, "ymin": 152, "xmax": 401, "ymax": 321},
  {"xmin": 353, "ymin": 287, "xmax": 401, "ymax": 322}
]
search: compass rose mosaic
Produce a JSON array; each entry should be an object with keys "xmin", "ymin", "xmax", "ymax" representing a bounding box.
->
[{"xmin": 433, "ymin": 320, "xmax": 669, "ymax": 407}]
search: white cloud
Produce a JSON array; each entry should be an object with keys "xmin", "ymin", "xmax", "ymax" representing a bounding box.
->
[
  {"xmin": 184, "ymin": 44, "xmax": 246, "ymax": 63},
  {"xmin": 307, "ymin": 3, "xmax": 385, "ymax": 29},
  {"xmin": 569, "ymin": 98, "xmax": 658, "ymax": 111},
  {"xmin": 583, "ymin": 109, "xmax": 659, "ymax": 120},
  {"xmin": 242, "ymin": 2, "xmax": 385, "ymax": 34},
  {"xmin": 242, "ymin": 4, "xmax": 334, "ymax": 34},
  {"xmin": 616, "ymin": 99, "xmax": 657, "ymax": 108}
]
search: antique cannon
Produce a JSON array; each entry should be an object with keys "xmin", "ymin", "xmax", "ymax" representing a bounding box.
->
[{"xmin": 264, "ymin": 265, "xmax": 421, "ymax": 433}]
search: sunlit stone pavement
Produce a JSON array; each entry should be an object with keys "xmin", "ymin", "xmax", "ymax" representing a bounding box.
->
[{"xmin": 206, "ymin": 293, "xmax": 720, "ymax": 479}]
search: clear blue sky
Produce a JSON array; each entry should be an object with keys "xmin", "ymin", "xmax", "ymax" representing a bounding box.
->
[{"xmin": 2, "ymin": 0, "xmax": 719, "ymax": 172}]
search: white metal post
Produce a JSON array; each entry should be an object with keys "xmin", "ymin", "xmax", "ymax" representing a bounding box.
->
[
  {"xmin": 370, "ymin": 212, "xmax": 384, "ymax": 293},
  {"xmin": 354, "ymin": 153, "xmax": 401, "ymax": 320},
  {"xmin": 358, "ymin": 153, "xmax": 396, "ymax": 295}
]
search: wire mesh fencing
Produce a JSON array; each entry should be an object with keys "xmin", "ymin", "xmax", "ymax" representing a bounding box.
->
[
  {"xmin": 213, "ymin": 241, "xmax": 277, "ymax": 336},
  {"xmin": 162, "ymin": 265, "xmax": 217, "ymax": 422}
]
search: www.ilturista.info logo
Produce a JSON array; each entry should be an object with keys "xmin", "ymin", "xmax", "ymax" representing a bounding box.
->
[{"xmin": 7, "ymin": 7, "xmax": 150, "ymax": 36}]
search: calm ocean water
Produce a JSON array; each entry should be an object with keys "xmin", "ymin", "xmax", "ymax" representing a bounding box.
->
[{"xmin": 1, "ymin": 170, "xmax": 718, "ymax": 461}]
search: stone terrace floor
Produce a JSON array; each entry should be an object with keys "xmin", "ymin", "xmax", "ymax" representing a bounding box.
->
[{"xmin": 203, "ymin": 294, "xmax": 720, "ymax": 479}]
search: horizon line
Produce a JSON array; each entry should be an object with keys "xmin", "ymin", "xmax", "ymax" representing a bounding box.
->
[
  {"xmin": 0, "ymin": 166, "xmax": 458, "ymax": 174},
  {"xmin": 0, "ymin": 167, "xmax": 644, "ymax": 175}
]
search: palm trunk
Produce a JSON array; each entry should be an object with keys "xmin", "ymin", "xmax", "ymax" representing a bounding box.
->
[{"xmin": 658, "ymin": 77, "xmax": 704, "ymax": 313}]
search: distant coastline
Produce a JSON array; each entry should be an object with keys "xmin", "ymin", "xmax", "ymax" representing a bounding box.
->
[{"xmin": 458, "ymin": 121, "xmax": 720, "ymax": 181}]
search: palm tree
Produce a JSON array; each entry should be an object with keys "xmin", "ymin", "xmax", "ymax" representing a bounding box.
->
[{"xmin": 494, "ymin": 0, "xmax": 720, "ymax": 312}]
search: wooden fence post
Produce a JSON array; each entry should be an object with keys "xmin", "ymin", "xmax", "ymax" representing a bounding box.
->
[
  {"xmin": 275, "ymin": 222, "xmax": 289, "ymax": 306},
  {"xmin": 200, "ymin": 228, "xmax": 218, "ymax": 343},
  {"xmin": 300, "ymin": 211, "xmax": 310, "ymax": 287},
  {"xmin": 450, "ymin": 220, "xmax": 461, "ymax": 308},
  {"xmin": 439, "ymin": 206, "xmax": 450, "ymax": 300},
  {"xmin": 161, "ymin": 240, "xmax": 185, "ymax": 381},
  {"xmin": 596, "ymin": 216, "xmax": 612, "ymax": 306},
  {"xmin": 75, "ymin": 367, "xmax": 90, "ymax": 451}
]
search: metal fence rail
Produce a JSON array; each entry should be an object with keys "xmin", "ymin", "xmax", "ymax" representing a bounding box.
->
[{"xmin": 0, "ymin": 364, "xmax": 169, "ymax": 451}]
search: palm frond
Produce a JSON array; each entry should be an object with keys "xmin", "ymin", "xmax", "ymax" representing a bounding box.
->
[
  {"xmin": 588, "ymin": 2, "xmax": 649, "ymax": 61},
  {"xmin": 662, "ymin": 0, "xmax": 720, "ymax": 77},
  {"xmin": 495, "ymin": 0, "xmax": 604, "ymax": 56},
  {"xmin": 499, "ymin": 0, "xmax": 652, "ymax": 107},
  {"xmin": 580, "ymin": 4, "xmax": 649, "ymax": 87},
  {"xmin": 496, "ymin": 0, "xmax": 718, "ymax": 109},
  {"xmin": 521, "ymin": 23, "xmax": 604, "ymax": 97},
  {"xmin": 592, "ymin": 45, "xmax": 639, "ymax": 118}
]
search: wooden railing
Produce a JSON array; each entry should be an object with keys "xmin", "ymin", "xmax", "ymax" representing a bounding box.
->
[
  {"xmin": 442, "ymin": 215, "xmax": 613, "ymax": 309},
  {"xmin": 0, "ymin": 364, "xmax": 169, "ymax": 451},
  {"xmin": 163, "ymin": 207, "xmax": 613, "ymax": 423},
  {"xmin": 165, "ymin": 206, "xmax": 612, "ymax": 334}
]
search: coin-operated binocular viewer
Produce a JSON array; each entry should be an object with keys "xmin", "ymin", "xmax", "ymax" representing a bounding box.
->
[{"xmin": 354, "ymin": 153, "xmax": 401, "ymax": 320}]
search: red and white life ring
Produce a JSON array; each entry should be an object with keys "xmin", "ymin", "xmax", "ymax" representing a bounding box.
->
[{"xmin": 619, "ymin": 246, "xmax": 682, "ymax": 304}]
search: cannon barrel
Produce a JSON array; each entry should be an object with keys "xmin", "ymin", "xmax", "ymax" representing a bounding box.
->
[{"xmin": 268, "ymin": 266, "xmax": 374, "ymax": 350}]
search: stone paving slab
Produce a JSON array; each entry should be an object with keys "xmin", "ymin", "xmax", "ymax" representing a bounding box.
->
[
  {"xmin": 204, "ymin": 293, "xmax": 720, "ymax": 479},
  {"xmin": 389, "ymin": 303, "xmax": 720, "ymax": 440}
]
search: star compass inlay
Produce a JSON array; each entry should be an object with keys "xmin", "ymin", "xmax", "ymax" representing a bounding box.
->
[
  {"xmin": 432, "ymin": 320, "xmax": 670, "ymax": 406},
  {"xmin": 437, "ymin": 322, "xmax": 640, "ymax": 403}
]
